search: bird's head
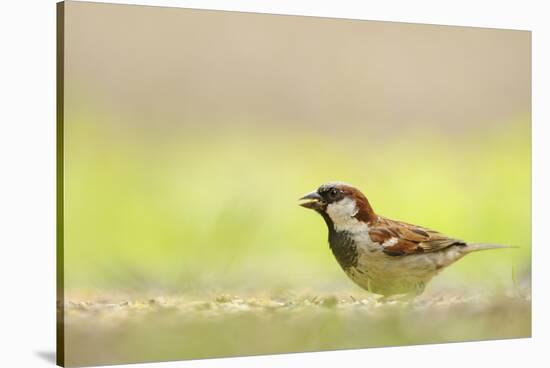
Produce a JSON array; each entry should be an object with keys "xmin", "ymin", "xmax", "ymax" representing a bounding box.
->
[{"xmin": 299, "ymin": 182, "xmax": 376, "ymax": 227}]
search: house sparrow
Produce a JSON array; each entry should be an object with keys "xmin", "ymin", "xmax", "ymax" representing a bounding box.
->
[{"xmin": 299, "ymin": 182, "xmax": 511, "ymax": 298}]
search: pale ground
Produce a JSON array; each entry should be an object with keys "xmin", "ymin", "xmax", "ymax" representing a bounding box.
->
[{"xmin": 61, "ymin": 289, "xmax": 531, "ymax": 367}]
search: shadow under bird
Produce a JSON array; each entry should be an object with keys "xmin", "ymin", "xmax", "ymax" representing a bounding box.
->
[{"xmin": 299, "ymin": 182, "xmax": 513, "ymax": 299}]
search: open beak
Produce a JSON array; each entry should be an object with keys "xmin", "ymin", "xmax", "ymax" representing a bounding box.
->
[{"xmin": 299, "ymin": 191, "xmax": 325, "ymax": 210}]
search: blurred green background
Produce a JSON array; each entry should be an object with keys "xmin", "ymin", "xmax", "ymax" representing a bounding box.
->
[
  {"xmin": 64, "ymin": 120, "xmax": 530, "ymax": 292},
  {"xmin": 63, "ymin": 3, "xmax": 531, "ymax": 293},
  {"xmin": 61, "ymin": 2, "xmax": 531, "ymax": 365}
]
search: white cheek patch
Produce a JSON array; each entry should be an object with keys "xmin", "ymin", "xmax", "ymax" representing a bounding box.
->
[
  {"xmin": 326, "ymin": 197, "xmax": 368, "ymax": 233},
  {"xmin": 326, "ymin": 197, "xmax": 358, "ymax": 221}
]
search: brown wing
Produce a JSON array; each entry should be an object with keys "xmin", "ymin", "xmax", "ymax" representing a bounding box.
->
[{"xmin": 369, "ymin": 217, "xmax": 466, "ymax": 256}]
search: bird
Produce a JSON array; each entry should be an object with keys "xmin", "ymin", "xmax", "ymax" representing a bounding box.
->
[{"xmin": 299, "ymin": 182, "xmax": 512, "ymax": 299}]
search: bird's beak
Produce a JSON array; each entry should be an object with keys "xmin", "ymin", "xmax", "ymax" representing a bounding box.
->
[{"xmin": 299, "ymin": 191, "xmax": 325, "ymax": 210}]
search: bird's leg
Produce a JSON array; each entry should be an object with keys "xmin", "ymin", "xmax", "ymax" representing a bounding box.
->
[
  {"xmin": 414, "ymin": 281, "xmax": 426, "ymax": 296},
  {"xmin": 375, "ymin": 282, "xmax": 426, "ymax": 303}
]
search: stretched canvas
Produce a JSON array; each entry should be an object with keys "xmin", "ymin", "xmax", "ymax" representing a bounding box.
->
[{"xmin": 57, "ymin": 1, "xmax": 531, "ymax": 366}]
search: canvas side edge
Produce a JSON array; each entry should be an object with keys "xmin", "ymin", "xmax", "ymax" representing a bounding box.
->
[{"xmin": 56, "ymin": 2, "xmax": 66, "ymax": 367}]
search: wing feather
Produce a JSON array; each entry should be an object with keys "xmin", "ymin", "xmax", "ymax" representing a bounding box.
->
[{"xmin": 369, "ymin": 217, "xmax": 466, "ymax": 256}]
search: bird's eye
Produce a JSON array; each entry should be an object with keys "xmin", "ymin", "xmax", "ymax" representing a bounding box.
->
[{"xmin": 328, "ymin": 188, "xmax": 339, "ymax": 200}]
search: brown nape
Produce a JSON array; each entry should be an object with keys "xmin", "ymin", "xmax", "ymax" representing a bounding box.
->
[{"xmin": 339, "ymin": 185, "xmax": 377, "ymax": 223}]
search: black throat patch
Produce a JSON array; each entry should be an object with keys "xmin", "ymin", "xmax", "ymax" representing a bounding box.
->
[{"xmin": 320, "ymin": 212, "xmax": 358, "ymax": 270}]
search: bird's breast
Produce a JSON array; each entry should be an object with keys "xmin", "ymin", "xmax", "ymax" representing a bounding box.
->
[{"xmin": 328, "ymin": 230, "xmax": 360, "ymax": 270}]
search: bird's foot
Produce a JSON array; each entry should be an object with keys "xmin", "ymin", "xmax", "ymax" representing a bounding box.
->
[{"xmin": 376, "ymin": 293, "xmax": 418, "ymax": 304}]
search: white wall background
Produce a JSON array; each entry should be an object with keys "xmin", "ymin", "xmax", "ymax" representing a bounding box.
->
[{"xmin": 0, "ymin": 1, "xmax": 547, "ymax": 367}]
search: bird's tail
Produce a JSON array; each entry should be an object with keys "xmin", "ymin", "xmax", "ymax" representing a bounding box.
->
[{"xmin": 464, "ymin": 243, "xmax": 518, "ymax": 253}]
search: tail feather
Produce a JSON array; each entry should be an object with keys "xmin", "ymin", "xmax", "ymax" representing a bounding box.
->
[{"xmin": 464, "ymin": 243, "xmax": 518, "ymax": 253}]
